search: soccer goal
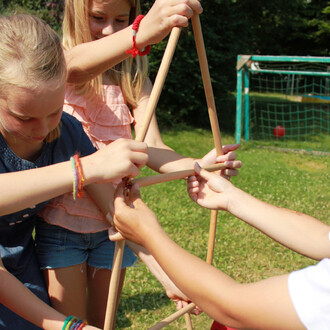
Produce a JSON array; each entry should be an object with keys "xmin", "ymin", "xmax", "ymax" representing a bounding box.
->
[{"xmin": 235, "ymin": 55, "xmax": 330, "ymax": 153}]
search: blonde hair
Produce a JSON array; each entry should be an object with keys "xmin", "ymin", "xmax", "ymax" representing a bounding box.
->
[
  {"xmin": 0, "ymin": 14, "xmax": 66, "ymax": 142},
  {"xmin": 62, "ymin": 0, "xmax": 149, "ymax": 108}
]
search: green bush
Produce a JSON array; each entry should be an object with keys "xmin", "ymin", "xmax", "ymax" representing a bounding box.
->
[{"xmin": 0, "ymin": 0, "xmax": 64, "ymax": 34}]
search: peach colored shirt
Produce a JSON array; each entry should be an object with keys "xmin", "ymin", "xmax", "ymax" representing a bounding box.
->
[{"xmin": 39, "ymin": 85, "xmax": 134, "ymax": 233}]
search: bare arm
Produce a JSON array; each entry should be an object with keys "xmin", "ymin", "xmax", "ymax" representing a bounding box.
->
[
  {"xmin": 0, "ymin": 139, "xmax": 148, "ymax": 216},
  {"xmin": 126, "ymin": 240, "xmax": 198, "ymax": 311},
  {"xmin": 66, "ymin": 0, "xmax": 203, "ymax": 84},
  {"xmin": 188, "ymin": 164, "xmax": 330, "ymax": 260},
  {"xmin": 0, "ymin": 258, "xmax": 99, "ymax": 329},
  {"xmin": 132, "ymin": 79, "xmax": 242, "ymax": 174},
  {"xmin": 112, "ymin": 184, "xmax": 304, "ymax": 329}
]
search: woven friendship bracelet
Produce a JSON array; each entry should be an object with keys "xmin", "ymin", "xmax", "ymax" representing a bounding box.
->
[
  {"xmin": 70, "ymin": 154, "xmax": 85, "ymax": 200},
  {"xmin": 126, "ymin": 15, "xmax": 151, "ymax": 58},
  {"xmin": 73, "ymin": 154, "xmax": 85, "ymax": 198}
]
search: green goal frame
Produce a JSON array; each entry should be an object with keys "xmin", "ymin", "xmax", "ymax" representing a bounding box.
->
[{"xmin": 235, "ymin": 55, "xmax": 330, "ymax": 147}]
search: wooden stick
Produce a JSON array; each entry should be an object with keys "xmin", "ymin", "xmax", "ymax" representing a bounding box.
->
[
  {"xmin": 149, "ymin": 303, "xmax": 196, "ymax": 330},
  {"xmin": 104, "ymin": 28, "xmax": 182, "ymax": 330},
  {"xmin": 136, "ymin": 27, "xmax": 181, "ymax": 142},
  {"xmin": 184, "ymin": 313, "xmax": 193, "ymax": 330},
  {"xmin": 150, "ymin": 15, "xmax": 224, "ymax": 330},
  {"xmin": 103, "ymin": 241, "xmax": 124, "ymax": 329},
  {"xmin": 191, "ymin": 14, "xmax": 223, "ymax": 265},
  {"xmin": 132, "ymin": 163, "xmax": 225, "ymax": 187},
  {"xmin": 191, "ymin": 15, "xmax": 222, "ymax": 155}
]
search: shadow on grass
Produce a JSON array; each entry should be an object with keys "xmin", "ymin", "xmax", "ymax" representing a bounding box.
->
[{"xmin": 116, "ymin": 291, "xmax": 173, "ymax": 328}]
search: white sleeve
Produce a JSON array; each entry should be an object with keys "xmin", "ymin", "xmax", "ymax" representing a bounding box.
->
[{"xmin": 288, "ymin": 258, "xmax": 330, "ymax": 330}]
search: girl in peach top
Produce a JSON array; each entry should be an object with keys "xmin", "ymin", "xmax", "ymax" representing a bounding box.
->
[{"xmin": 36, "ymin": 0, "xmax": 240, "ymax": 327}]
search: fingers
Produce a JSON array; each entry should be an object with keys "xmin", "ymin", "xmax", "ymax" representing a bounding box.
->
[
  {"xmin": 127, "ymin": 184, "xmax": 143, "ymax": 208},
  {"xmin": 175, "ymin": 300, "xmax": 202, "ymax": 315},
  {"xmin": 192, "ymin": 305, "xmax": 203, "ymax": 315},
  {"xmin": 105, "ymin": 212, "xmax": 114, "ymax": 226},
  {"xmin": 194, "ymin": 162, "xmax": 216, "ymax": 181},
  {"xmin": 170, "ymin": 0, "xmax": 203, "ymax": 18},
  {"xmin": 108, "ymin": 227, "xmax": 125, "ymax": 241},
  {"xmin": 114, "ymin": 181, "xmax": 127, "ymax": 208},
  {"xmin": 222, "ymin": 143, "xmax": 240, "ymax": 154},
  {"xmin": 194, "ymin": 162, "xmax": 234, "ymax": 194}
]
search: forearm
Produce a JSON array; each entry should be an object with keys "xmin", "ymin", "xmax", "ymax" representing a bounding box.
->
[
  {"xmin": 65, "ymin": 27, "xmax": 134, "ymax": 84},
  {"xmin": 140, "ymin": 228, "xmax": 245, "ymax": 326},
  {"xmin": 141, "ymin": 228, "xmax": 303, "ymax": 329},
  {"xmin": 0, "ymin": 154, "xmax": 99, "ymax": 216},
  {"xmin": 0, "ymin": 162, "xmax": 73, "ymax": 215},
  {"xmin": 147, "ymin": 147, "xmax": 195, "ymax": 173},
  {"xmin": 228, "ymin": 188, "xmax": 330, "ymax": 259},
  {"xmin": 0, "ymin": 268, "xmax": 66, "ymax": 329},
  {"xmin": 127, "ymin": 241, "xmax": 184, "ymax": 296}
]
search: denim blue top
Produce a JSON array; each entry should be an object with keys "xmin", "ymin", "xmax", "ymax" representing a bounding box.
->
[{"xmin": 0, "ymin": 112, "xmax": 96, "ymax": 328}]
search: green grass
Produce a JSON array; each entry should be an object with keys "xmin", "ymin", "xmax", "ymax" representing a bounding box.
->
[{"xmin": 116, "ymin": 128, "xmax": 330, "ymax": 329}]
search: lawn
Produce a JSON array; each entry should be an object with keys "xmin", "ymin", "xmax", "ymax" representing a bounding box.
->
[{"xmin": 115, "ymin": 128, "xmax": 329, "ymax": 329}]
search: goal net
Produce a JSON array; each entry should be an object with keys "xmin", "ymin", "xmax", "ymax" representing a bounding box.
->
[{"xmin": 236, "ymin": 55, "xmax": 330, "ymax": 153}]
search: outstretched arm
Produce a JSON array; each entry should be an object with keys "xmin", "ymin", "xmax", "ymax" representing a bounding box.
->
[
  {"xmin": 112, "ymin": 183, "xmax": 304, "ymax": 329},
  {"xmin": 0, "ymin": 138, "xmax": 148, "ymax": 216},
  {"xmin": 132, "ymin": 80, "xmax": 242, "ymax": 174},
  {"xmin": 187, "ymin": 164, "xmax": 330, "ymax": 260}
]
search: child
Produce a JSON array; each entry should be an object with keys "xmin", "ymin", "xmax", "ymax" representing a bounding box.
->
[
  {"xmin": 111, "ymin": 164, "xmax": 330, "ymax": 329},
  {"xmin": 0, "ymin": 14, "xmax": 149, "ymax": 329},
  {"xmin": 36, "ymin": 0, "xmax": 241, "ymax": 327}
]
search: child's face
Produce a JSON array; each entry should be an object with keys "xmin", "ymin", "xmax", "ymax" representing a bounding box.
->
[
  {"xmin": 0, "ymin": 81, "xmax": 65, "ymax": 149},
  {"xmin": 89, "ymin": 0, "xmax": 131, "ymax": 40}
]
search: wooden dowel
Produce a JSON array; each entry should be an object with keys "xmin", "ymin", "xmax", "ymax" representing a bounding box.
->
[
  {"xmin": 184, "ymin": 313, "xmax": 193, "ymax": 330},
  {"xmin": 151, "ymin": 15, "xmax": 224, "ymax": 330},
  {"xmin": 191, "ymin": 14, "xmax": 223, "ymax": 265},
  {"xmin": 104, "ymin": 28, "xmax": 182, "ymax": 330},
  {"xmin": 135, "ymin": 27, "xmax": 181, "ymax": 142},
  {"xmin": 103, "ymin": 241, "xmax": 125, "ymax": 329},
  {"xmin": 149, "ymin": 303, "xmax": 196, "ymax": 330},
  {"xmin": 207, "ymin": 210, "xmax": 218, "ymax": 264},
  {"xmin": 191, "ymin": 15, "xmax": 222, "ymax": 155},
  {"xmin": 132, "ymin": 163, "xmax": 225, "ymax": 188}
]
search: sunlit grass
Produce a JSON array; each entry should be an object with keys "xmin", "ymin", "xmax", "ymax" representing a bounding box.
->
[{"xmin": 116, "ymin": 127, "xmax": 329, "ymax": 329}]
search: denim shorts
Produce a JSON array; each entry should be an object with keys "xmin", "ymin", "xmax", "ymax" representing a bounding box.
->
[{"xmin": 35, "ymin": 220, "xmax": 137, "ymax": 270}]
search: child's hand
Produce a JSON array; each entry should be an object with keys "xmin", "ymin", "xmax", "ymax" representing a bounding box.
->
[
  {"xmin": 110, "ymin": 182, "xmax": 160, "ymax": 246},
  {"xmin": 198, "ymin": 144, "xmax": 242, "ymax": 180},
  {"xmin": 84, "ymin": 138, "xmax": 149, "ymax": 183},
  {"xmin": 138, "ymin": 0, "xmax": 203, "ymax": 46},
  {"xmin": 167, "ymin": 290, "xmax": 203, "ymax": 316},
  {"xmin": 187, "ymin": 163, "xmax": 235, "ymax": 211}
]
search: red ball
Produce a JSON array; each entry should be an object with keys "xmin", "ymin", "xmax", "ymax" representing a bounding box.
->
[{"xmin": 273, "ymin": 125, "xmax": 285, "ymax": 138}]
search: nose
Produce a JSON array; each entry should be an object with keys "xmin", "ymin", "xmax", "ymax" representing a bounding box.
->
[
  {"xmin": 102, "ymin": 22, "xmax": 115, "ymax": 36},
  {"xmin": 34, "ymin": 118, "xmax": 51, "ymax": 138}
]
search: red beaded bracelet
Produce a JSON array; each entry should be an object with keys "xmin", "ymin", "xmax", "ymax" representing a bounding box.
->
[{"xmin": 126, "ymin": 15, "xmax": 151, "ymax": 58}]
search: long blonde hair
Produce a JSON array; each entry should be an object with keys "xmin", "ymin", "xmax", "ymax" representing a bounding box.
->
[
  {"xmin": 62, "ymin": 0, "xmax": 149, "ymax": 108},
  {"xmin": 0, "ymin": 14, "xmax": 66, "ymax": 142}
]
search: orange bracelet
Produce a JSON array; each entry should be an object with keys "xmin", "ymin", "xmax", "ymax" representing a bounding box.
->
[{"xmin": 73, "ymin": 154, "xmax": 85, "ymax": 198}]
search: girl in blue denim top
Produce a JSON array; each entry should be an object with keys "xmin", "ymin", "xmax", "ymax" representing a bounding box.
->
[{"xmin": 0, "ymin": 14, "xmax": 149, "ymax": 329}]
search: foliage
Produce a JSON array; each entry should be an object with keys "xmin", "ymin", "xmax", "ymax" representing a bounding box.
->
[
  {"xmin": 0, "ymin": 0, "xmax": 64, "ymax": 33},
  {"xmin": 1, "ymin": 0, "xmax": 328, "ymax": 131},
  {"xmin": 141, "ymin": 0, "xmax": 330, "ymax": 132}
]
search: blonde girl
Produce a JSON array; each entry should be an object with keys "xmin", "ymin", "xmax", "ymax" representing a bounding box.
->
[{"xmin": 0, "ymin": 13, "xmax": 148, "ymax": 329}]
